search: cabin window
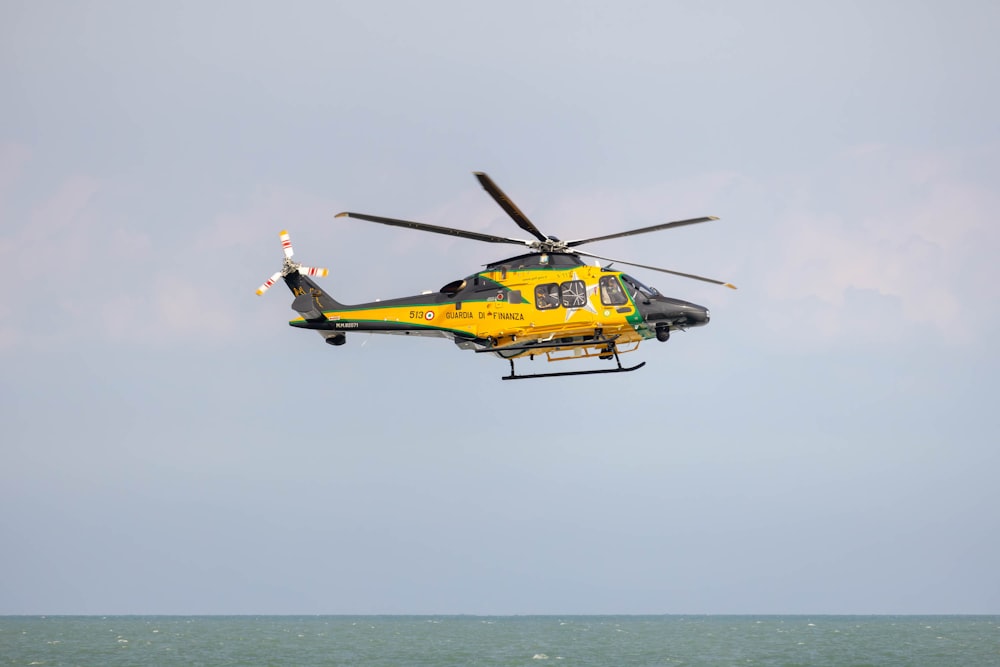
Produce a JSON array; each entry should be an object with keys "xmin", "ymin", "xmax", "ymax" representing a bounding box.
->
[
  {"xmin": 534, "ymin": 283, "xmax": 560, "ymax": 310},
  {"xmin": 560, "ymin": 280, "xmax": 587, "ymax": 308},
  {"xmin": 599, "ymin": 275, "xmax": 628, "ymax": 306}
]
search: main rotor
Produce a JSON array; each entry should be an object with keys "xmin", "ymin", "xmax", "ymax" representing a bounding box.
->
[{"xmin": 336, "ymin": 172, "xmax": 736, "ymax": 289}]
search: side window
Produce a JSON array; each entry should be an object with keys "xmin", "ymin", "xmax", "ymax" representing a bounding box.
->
[
  {"xmin": 599, "ymin": 275, "xmax": 628, "ymax": 306},
  {"xmin": 560, "ymin": 280, "xmax": 587, "ymax": 308},
  {"xmin": 534, "ymin": 283, "xmax": 560, "ymax": 310}
]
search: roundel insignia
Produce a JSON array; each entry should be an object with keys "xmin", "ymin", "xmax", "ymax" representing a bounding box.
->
[
  {"xmin": 425, "ymin": 311, "xmax": 435, "ymax": 321},
  {"xmin": 496, "ymin": 292, "xmax": 505, "ymax": 301}
]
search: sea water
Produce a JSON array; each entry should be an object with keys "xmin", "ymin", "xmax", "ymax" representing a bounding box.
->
[{"xmin": 2, "ymin": 615, "xmax": 998, "ymax": 666}]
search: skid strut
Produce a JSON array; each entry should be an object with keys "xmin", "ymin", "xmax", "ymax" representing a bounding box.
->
[{"xmin": 501, "ymin": 340, "xmax": 645, "ymax": 380}]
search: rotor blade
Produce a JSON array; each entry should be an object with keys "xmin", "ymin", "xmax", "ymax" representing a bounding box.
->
[
  {"xmin": 566, "ymin": 216, "xmax": 719, "ymax": 247},
  {"xmin": 473, "ymin": 172, "xmax": 548, "ymax": 243},
  {"xmin": 298, "ymin": 266, "xmax": 329, "ymax": 278},
  {"xmin": 256, "ymin": 271, "xmax": 283, "ymax": 296},
  {"xmin": 575, "ymin": 250, "xmax": 737, "ymax": 289},
  {"xmin": 279, "ymin": 230, "xmax": 294, "ymax": 259},
  {"xmin": 335, "ymin": 212, "xmax": 531, "ymax": 247}
]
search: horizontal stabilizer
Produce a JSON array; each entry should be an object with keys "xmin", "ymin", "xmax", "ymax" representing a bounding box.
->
[{"xmin": 291, "ymin": 294, "xmax": 326, "ymax": 322}]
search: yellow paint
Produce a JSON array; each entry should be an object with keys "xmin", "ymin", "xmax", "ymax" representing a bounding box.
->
[{"xmin": 290, "ymin": 265, "xmax": 652, "ymax": 360}]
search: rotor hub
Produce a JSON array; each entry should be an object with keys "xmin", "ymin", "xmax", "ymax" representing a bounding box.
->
[{"xmin": 530, "ymin": 239, "xmax": 569, "ymax": 253}]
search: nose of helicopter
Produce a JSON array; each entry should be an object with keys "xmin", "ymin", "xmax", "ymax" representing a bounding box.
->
[
  {"xmin": 686, "ymin": 304, "xmax": 710, "ymax": 326},
  {"xmin": 640, "ymin": 297, "xmax": 710, "ymax": 328}
]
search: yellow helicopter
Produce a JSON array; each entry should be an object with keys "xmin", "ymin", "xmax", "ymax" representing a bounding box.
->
[{"xmin": 256, "ymin": 172, "xmax": 735, "ymax": 380}]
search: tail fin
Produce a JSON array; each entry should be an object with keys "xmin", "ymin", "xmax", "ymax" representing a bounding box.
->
[{"xmin": 284, "ymin": 271, "xmax": 345, "ymax": 322}]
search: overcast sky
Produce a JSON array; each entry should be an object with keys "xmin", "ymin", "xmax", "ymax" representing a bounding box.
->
[{"xmin": 2, "ymin": 1, "xmax": 998, "ymax": 615}]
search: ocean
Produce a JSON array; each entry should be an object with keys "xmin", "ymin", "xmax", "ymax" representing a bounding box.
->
[{"xmin": 1, "ymin": 616, "xmax": 997, "ymax": 666}]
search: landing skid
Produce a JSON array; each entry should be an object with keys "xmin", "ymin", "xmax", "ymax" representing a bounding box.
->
[
  {"xmin": 502, "ymin": 359, "xmax": 646, "ymax": 380},
  {"xmin": 501, "ymin": 341, "xmax": 645, "ymax": 381}
]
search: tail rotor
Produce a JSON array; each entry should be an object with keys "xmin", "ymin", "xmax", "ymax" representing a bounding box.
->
[
  {"xmin": 256, "ymin": 271, "xmax": 284, "ymax": 296},
  {"xmin": 256, "ymin": 230, "xmax": 329, "ymax": 296}
]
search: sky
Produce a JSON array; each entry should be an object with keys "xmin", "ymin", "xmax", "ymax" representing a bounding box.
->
[{"xmin": 1, "ymin": 1, "xmax": 998, "ymax": 615}]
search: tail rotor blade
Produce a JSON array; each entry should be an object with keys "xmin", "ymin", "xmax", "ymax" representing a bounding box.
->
[
  {"xmin": 256, "ymin": 271, "xmax": 283, "ymax": 296},
  {"xmin": 298, "ymin": 266, "xmax": 329, "ymax": 278},
  {"xmin": 280, "ymin": 230, "xmax": 294, "ymax": 259}
]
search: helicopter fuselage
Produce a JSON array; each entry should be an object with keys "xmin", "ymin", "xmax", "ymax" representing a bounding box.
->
[{"xmin": 286, "ymin": 252, "xmax": 708, "ymax": 361}]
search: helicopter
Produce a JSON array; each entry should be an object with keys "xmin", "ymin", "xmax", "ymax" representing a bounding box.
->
[{"xmin": 256, "ymin": 172, "xmax": 735, "ymax": 380}]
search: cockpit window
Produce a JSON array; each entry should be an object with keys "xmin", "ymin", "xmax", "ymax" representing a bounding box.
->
[
  {"xmin": 599, "ymin": 275, "xmax": 628, "ymax": 306},
  {"xmin": 621, "ymin": 274, "xmax": 660, "ymax": 298}
]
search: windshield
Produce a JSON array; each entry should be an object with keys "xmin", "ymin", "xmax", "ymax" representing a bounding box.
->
[{"xmin": 621, "ymin": 274, "xmax": 660, "ymax": 298}]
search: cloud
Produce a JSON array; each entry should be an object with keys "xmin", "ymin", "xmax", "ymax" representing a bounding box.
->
[
  {"xmin": 0, "ymin": 158, "xmax": 102, "ymax": 285},
  {"xmin": 0, "ymin": 169, "xmax": 342, "ymax": 351},
  {"xmin": 99, "ymin": 277, "xmax": 235, "ymax": 344},
  {"xmin": 0, "ymin": 148, "xmax": 105, "ymax": 350},
  {"xmin": 117, "ymin": 186, "xmax": 345, "ymax": 346},
  {"xmin": 755, "ymin": 145, "xmax": 999, "ymax": 345},
  {"xmin": 0, "ymin": 144, "xmax": 31, "ymax": 205}
]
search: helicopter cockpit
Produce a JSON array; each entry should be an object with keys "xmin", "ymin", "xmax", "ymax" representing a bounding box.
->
[{"xmin": 620, "ymin": 274, "xmax": 661, "ymax": 301}]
